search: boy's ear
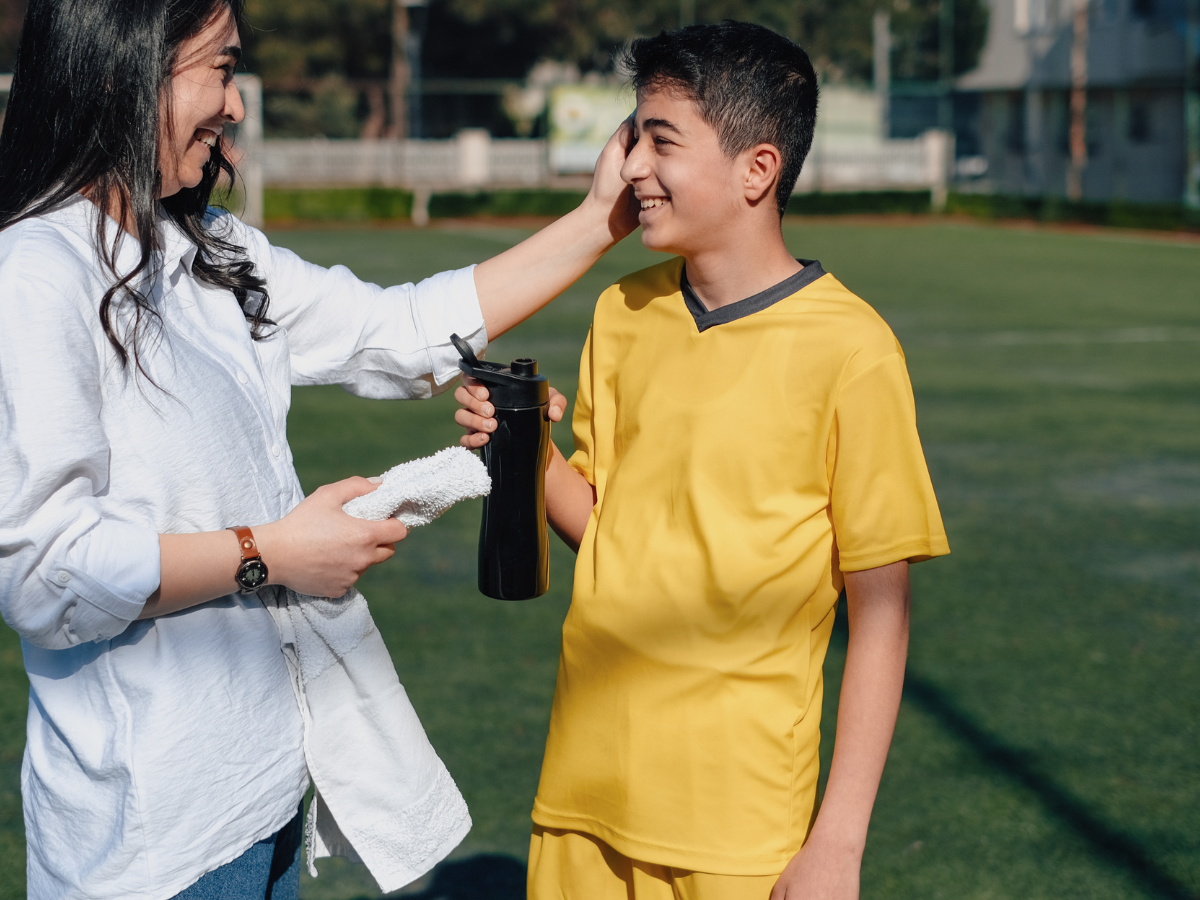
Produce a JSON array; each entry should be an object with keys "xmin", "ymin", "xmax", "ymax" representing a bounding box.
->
[{"xmin": 741, "ymin": 143, "xmax": 783, "ymax": 208}]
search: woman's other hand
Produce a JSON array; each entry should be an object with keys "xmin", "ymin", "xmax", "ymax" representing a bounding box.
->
[
  {"xmin": 455, "ymin": 380, "xmax": 568, "ymax": 448},
  {"xmin": 255, "ymin": 478, "xmax": 408, "ymax": 598}
]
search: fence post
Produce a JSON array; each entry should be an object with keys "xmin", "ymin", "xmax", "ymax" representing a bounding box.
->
[
  {"xmin": 456, "ymin": 129, "xmax": 491, "ymax": 187},
  {"xmin": 234, "ymin": 75, "xmax": 264, "ymax": 228},
  {"xmin": 922, "ymin": 128, "xmax": 954, "ymax": 211}
]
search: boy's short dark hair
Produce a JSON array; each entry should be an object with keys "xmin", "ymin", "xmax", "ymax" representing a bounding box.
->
[{"xmin": 620, "ymin": 21, "xmax": 819, "ymax": 215}]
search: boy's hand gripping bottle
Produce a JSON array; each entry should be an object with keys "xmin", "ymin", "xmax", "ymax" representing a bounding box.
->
[{"xmin": 451, "ymin": 334, "xmax": 550, "ymax": 600}]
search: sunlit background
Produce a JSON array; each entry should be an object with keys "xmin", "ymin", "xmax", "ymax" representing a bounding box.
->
[{"xmin": 0, "ymin": 0, "xmax": 1197, "ymax": 897}]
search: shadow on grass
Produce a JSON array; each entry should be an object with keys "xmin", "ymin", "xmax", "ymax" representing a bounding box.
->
[
  {"xmin": 825, "ymin": 602, "xmax": 1197, "ymax": 899},
  {"xmin": 901, "ymin": 675, "xmax": 1197, "ymax": 900},
  {"xmin": 402, "ymin": 854, "xmax": 525, "ymax": 900}
]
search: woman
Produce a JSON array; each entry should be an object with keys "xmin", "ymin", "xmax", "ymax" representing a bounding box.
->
[{"xmin": 0, "ymin": 0, "xmax": 636, "ymax": 897}]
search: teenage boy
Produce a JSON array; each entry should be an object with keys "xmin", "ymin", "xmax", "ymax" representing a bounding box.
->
[{"xmin": 457, "ymin": 22, "xmax": 949, "ymax": 900}]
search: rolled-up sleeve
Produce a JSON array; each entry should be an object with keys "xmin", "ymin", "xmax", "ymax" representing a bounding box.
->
[
  {"xmin": 226, "ymin": 216, "xmax": 487, "ymax": 399},
  {"xmin": 0, "ymin": 245, "xmax": 160, "ymax": 649}
]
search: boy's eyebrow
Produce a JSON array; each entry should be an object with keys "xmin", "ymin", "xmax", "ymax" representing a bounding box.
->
[
  {"xmin": 219, "ymin": 45, "xmax": 243, "ymax": 61},
  {"xmin": 642, "ymin": 117, "xmax": 683, "ymax": 135}
]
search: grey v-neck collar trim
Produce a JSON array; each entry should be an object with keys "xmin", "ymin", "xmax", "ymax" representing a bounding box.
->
[{"xmin": 680, "ymin": 259, "xmax": 826, "ymax": 332}]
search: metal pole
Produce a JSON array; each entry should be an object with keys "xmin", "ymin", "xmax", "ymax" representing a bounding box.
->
[
  {"xmin": 1185, "ymin": 0, "xmax": 1199, "ymax": 208},
  {"xmin": 874, "ymin": 11, "xmax": 892, "ymax": 139},
  {"xmin": 1023, "ymin": 5, "xmax": 1042, "ymax": 194},
  {"xmin": 1066, "ymin": 0, "xmax": 1089, "ymax": 200},
  {"xmin": 405, "ymin": 1, "xmax": 428, "ymax": 139},
  {"xmin": 388, "ymin": 0, "xmax": 410, "ymax": 139},
  {"xmin": 939, "ymin": 0, "xmax": 954, "ymax": 132}
]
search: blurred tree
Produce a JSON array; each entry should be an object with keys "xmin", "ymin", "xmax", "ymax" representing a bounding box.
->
[
  {"xmin": 243, "ymin": 0, "xmax": 391, "ymax": 83},
  {"xmin": 890, "ymin": 0, "xmax": 990, "ymax": 81},
  {"xmin": 0, "ymin": 0, "xmax": 988, "ymax": 136},
  {"xmin": 0, "ymin": 0, "xmax": 989, "ymax": 85},
  {"xmin": 439, "ymin": 0, "xmax": 987, "ymax": 82}
]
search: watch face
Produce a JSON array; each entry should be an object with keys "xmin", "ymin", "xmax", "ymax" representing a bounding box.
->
[{"xmin": 237, "ymin": 558, "xmax": 269, "ymax": 592}]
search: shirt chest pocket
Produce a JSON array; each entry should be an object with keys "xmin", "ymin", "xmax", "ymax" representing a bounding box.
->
[{"xmin": 251, "ymin": 325, "xmax": 293, "ymax": 424}]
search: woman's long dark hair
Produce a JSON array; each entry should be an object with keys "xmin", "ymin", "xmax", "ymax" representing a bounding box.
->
[{"xmin": 0, "ymin": 0, "xmax": 271, "ymax": 375}]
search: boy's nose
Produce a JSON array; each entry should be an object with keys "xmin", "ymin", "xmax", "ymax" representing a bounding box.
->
[{"xmin": 620, "ymin": 140, "xmax": 649, "ymax": 184}]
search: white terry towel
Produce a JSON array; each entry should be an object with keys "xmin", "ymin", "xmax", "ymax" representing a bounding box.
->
[
  {"xmin": 343, "ymin": 445, "xmax": 493, "ymax": 526},
  {"xmin": 260, "ymin": 445, "xmax": 491, "ymax": 892}
]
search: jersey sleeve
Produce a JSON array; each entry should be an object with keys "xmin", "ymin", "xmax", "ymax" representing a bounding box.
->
[
  {"xmin": 567, "ymin": 326, "xmax": 597, "ymax": 486},
  {"xmin": 828, "ymin": 350, "xmax": 950, "ymax": 572}
]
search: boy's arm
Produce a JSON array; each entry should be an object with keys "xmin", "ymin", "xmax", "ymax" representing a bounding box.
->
[
  {"xmin": 455, "ymin": 383, "xmax": 596, "ymax": 553},
  {"xmin": 771, "ymin": 560, "xmax": 910, "ymax": 900},
  {"xmin": 544, "ymin": 443, "xmax": 597, "ymax": 552}
]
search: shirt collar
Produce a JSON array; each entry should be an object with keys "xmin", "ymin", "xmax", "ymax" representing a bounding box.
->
[
  {"xmin": 41, "ymin": 194, "xmax": 198, "ymax": 278},
  {"xmin": 157, "ymin": 208, "xmax": 199, "ymax": 277}
]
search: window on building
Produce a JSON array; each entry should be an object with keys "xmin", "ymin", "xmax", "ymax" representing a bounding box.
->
[
  {"xmin": 1006, "ymin": 93, "xmax": 1026, "ymax": 152},
  {"xmin": 1129, "ymin": 102, "xmax": 1152, "ymax": 142}
]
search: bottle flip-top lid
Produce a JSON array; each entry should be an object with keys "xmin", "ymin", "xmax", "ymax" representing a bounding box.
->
[{"xmin": 451, "ymin": 333, "xmax": 549, "ymax": 409}]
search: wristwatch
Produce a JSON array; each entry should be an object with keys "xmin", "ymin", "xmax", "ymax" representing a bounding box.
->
[{"xmin": 228, "ymin": 525, "xmax": 269, "ymax": 594}]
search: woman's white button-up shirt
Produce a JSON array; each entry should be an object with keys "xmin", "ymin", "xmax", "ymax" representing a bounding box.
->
[{"xmin": 0, "ymin": 196, "xmax": 487, "ymax": 900}]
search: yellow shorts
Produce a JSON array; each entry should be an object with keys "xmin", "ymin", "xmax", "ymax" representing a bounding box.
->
[{"xmin": 527, "ymin": 827, "xmax": 782, "ymax": 900}]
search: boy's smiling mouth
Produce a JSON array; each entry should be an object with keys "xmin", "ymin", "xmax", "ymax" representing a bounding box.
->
[{"xmin": 639, "ymin": 197, "xmax": 669, "ymax": 210}]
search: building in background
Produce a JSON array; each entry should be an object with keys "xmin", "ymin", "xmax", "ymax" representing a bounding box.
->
[{"xmin": 953, "ymin": 0, "xmax": 1199, "ymax": 203}]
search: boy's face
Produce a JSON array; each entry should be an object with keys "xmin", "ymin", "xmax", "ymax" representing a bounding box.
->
[{"xmin": 622, "ymin": 86, "xmax": 748, "ymax": 256}]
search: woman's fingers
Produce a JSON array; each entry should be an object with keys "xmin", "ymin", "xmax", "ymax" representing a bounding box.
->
[
  {"xmin": 454, "ymin": 383, "xmax": 494, "ymax": 416},
  {"xmin": 371, "ymin": 518, "xmax": 408, "ymax": 546},
  {"xmin": 455, "ymin": 384, "xmax": 496, "ymax": 447},
  {"xmin": 321, "ymin": 475, "xmax": 380, "ymax": 505},
  {"xmin": 547, "ymin": 387, "xmax": 568, "ymax": 423},
  {"xmin": 455, "ymin": 406, "xmax": 496, "ymax": 433},
  {"xmin": 591, "ymin": 116, "xmax": 640, "ymax": 239}
]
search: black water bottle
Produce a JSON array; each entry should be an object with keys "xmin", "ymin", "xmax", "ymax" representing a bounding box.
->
[{"xmin": 451, "ymin": 334, "xmax": 550, "ymax": 600}]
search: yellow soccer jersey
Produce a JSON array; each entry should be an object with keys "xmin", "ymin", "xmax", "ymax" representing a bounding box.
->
[{"xmin": 531, "ymin": 257, "xmax": 950, "ymax": 874}]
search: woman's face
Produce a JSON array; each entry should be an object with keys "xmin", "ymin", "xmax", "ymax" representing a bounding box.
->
[{"xmin": 160, "ymin": 7, "xmax": 244, "ymax": 199}]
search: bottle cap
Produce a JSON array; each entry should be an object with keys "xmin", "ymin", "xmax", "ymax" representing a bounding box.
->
[{"xmin": 451, "ymin": 333, "xmax": 549, "ymax": 409}]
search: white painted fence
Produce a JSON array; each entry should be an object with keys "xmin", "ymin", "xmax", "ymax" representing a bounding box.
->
[
  {"xmin": 255, "ymin": 129, "xmax": 954, "ymax": 212},
  {"xmin": 797, "ymin": 131, "xmax": 954, "ymax": 194},
  {"xmin": 260, "ymin": 131, "xmax": 548, "ymax": 189}
]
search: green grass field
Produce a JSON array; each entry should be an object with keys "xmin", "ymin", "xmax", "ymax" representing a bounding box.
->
[{"xmin": 0, "ymin": 218, "xmax": 1197, "ymax": 899}]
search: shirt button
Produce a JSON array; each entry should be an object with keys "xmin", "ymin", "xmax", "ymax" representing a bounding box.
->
[
  {"xmin": 55, "ymin": 571, "xmax": 72, "ymax": 584},
  {"xmin": 237, "ymin": 372, "xmax": 248, "ymax": 384},
  {"xmin": 271, "ymin": 445, "xmax": 281, "ymax": 458}
]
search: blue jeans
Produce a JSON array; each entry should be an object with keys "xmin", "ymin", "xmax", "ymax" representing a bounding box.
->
[{"xmin": 173, "ymin": 804, "xmax": 303, "ymax": 900}]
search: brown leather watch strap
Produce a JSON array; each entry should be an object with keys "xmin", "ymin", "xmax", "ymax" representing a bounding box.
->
[{"xmin": 228, "ymin": 525, "xmax": 260, "ymax": 560}]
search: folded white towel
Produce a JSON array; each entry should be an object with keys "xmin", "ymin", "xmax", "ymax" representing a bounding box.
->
[
  {"xmin": 261, "ymin": 446, "xmax": 491, "ymax": 892},
  {"xmin": 343, "ymin": 445, "xmax": 492, "ymax": 526}
]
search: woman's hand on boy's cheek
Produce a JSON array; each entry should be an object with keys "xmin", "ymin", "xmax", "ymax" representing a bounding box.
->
[
  {"xmin": 455, "ymin": 382, "xmax": 496, "ymax": 448},
  {"xmin": 589, "ymin": 116, "xmax": 640, "ymax": 240},
  {"xmin": 547, "ymin": 387, "xmax": 567, "ymax": 423},
  {"xmin": 455, "ymin": 384, "xmax": 567, "ymax": 448}
]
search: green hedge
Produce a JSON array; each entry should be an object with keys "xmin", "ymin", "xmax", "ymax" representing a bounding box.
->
[
  {"xmin": 945, "ymin": 191, "xmax": 1200, "ymax": 231},
  {"xmin": 428, "ymin": 189, "xmax": 589, "ymax": 219},
  {"xmin": 260, "ymin": 186, "xmax": 1200, "ymax": 233},
  {"xmin": 263, "ymin": 187, "xmax": 588, "ymax": 223},
  {"xmin": 786, "ymin": 190, "xmax": 934, "ymax": 216},
  {"xmin": 265, "ymin": 187, "xmax": 414, "ymax": 222}
]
